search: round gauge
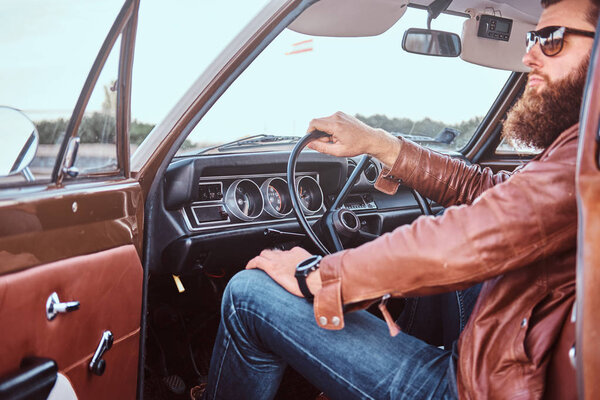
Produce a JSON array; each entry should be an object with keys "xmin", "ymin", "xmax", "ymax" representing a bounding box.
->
[
  {"xmin": 295, "ymin": 176, "xmax": 324, "ymax": 215},
  {"xmin": 260, "ymin": 177, "xmax": 291, "ymax": 218},
  {"xmin": 268, "ymin": 186, "xmax": 282, "ymax": 211},
  {"xmin": 225, "ymin": 179, "xmax": 264, "ymax": 221}
]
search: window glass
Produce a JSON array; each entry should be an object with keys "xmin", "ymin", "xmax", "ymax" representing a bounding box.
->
[
  {"xmin": 178, "ymin": 7, "xmax": 511, "ymax": 156},
  {"xmin": 0, "ymin": 0, "xmax": 124, "ymax": 186},
  {"xmin": 496, "ymin": 137, "xmax": 541, "ymax": 155},
  {"xmin": 130, "ymin": 0, "xmax": 271, "ymax": 156},
  {"xmin": 73, "ymin": 36, "xmax": 121, "ymax": 175}
]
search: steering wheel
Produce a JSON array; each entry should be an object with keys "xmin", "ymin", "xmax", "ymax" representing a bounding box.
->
[{"xmin": 287, "ymin": 130, "xmax": 433, "ymax": 255}]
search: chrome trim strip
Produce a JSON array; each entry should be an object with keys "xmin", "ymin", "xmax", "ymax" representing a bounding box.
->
[
  {"xmin": 198, "ymin": 171, "xmax": 318, "ymax": 182},
  {"xmin": 181, "ymin": 207, "xmax": 323, "ymax": 232},
  {"xmin": 190, "ymin": 204, "xmax": 230, "ymax": 225},
  {"xmin": 180, "ymin": 205, "xmax": 422, "ymax": 232}
]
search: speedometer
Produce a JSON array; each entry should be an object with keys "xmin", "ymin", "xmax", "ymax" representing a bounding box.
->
[
  {"xmin": 225, "ymin": 179, "xmax": 264, "ymax": 221},
  {"xmin": 260, "ymin": 177, "xmax": 292, "ymax": 218},
  {"xmin": 268, "ymin": 186, "xmax": 282, "ymax": 212}
]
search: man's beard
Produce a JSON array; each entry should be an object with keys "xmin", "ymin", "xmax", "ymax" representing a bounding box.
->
[{"xmin": 502, "ymin": 55, "xmax": 589, "ymax": 150}]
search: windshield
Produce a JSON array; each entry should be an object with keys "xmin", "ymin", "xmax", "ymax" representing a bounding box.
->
[{"xmin": 176, "ymin": 6, "xmax": 511, "ymax": 156}]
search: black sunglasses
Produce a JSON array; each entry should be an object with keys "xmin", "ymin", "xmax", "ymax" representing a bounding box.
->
[{"xmin": 526, "ymin": 26, "xmax": 595, "ymax": 57}]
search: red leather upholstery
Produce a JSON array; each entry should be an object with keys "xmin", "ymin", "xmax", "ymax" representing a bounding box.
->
[{"xmin": 0, "ymin": 245, "xmax": 143, "ymax": 399}]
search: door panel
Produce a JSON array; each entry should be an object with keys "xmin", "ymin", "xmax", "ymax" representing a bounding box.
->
[
  {"xmin": 0, "ymin": 1, "xmax": 143, "ymax": 398},
  {"xmin": 0, "ymin": 244, "xmax": 142, "ymax": 399},
  {"xmin": 576, "ymin": 18, "xmax": 600, "ymax": 399},
  {"xmin": 0, "ymin": 180, "xmax": 143, "ymax": 275},
  {"xmin": 66, "ymin": 333, "xmax": 139, "ymax": 399}
]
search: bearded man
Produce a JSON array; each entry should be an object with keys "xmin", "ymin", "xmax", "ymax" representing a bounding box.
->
[{"xmin": 201, "ymin": 0, "xmax": 598, "ymax": 398}]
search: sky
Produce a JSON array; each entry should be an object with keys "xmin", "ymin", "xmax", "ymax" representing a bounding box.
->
[
  {"xmin": 0, "ymin": 107, "xmax": 37, "ymax": 174},
  {"xmin": 1, "ymin": 0, "xmax": 511, "ymax": 145}
]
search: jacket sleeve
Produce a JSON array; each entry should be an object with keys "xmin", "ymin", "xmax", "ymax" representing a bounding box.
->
[
  {"xmin": 313, "ymin": 130, "xmax": 578, "ymax": 331},
  {"xmin": 374, "ymin": 137, "xmax": 515, "ymax": 207}
]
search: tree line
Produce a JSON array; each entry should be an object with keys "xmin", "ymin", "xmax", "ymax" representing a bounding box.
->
[
  {"xmin": 35, "ymin": 112, "xmax": 155, "ymax": 146},
  {"xmin": 35, "ymin": 112, "xmax": 482, "ymax": 149},
  {"xmin": 355, "ymin": 114, "xmax": 482, "ymax": 149}
]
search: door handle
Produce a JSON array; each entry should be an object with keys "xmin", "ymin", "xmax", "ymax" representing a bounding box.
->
[
  {"xmin": 89, "ymin": 331, "xmax": 113, "ymax": 376},
  {"xmin": 46, "ymin": 292, "xmax": 80, "ymax": 321}
]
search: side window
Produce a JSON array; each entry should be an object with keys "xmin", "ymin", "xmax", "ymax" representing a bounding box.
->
[
  {"xmin": 495, "ymin": 137, "xmax": 541, "ymax": 156},
  {"xmin": 0, "ymin": 0, "xmax": 123, "ymax": 188},
  {"xmin": 73, "ymin": 36, "xmax": 121, "ymax": 175}
]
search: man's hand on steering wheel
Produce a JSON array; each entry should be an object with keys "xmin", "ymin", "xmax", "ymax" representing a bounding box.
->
[
  {"xmin": 307, "ymin": 111, "xmax": 402, "ymax": 168},
  {"xmin": 246, "ymin": 111, "xmax": 429, "ymax": 300}
]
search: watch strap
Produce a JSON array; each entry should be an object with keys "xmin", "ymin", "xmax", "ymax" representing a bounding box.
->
[
  {"xmin": 295, "ymin": 255, "xmax": 322, "ymax": 303},
  {"xmin": 297, "ymin": 274, "xmax": 314, "ymax": 302}
]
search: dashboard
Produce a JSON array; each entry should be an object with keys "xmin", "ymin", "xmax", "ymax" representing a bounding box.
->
[{"xmin": 152, "ymin": 150, "xmax": 428, "ymax": 275}]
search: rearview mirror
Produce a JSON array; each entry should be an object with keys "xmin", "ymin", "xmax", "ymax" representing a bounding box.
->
[
  {"xmin": 402, "ymin": 28, "xmax": 461, "ymax": 57},
  {"xmin": 0, "ymin": 106, "xmax": 39, "ymax": 179}
]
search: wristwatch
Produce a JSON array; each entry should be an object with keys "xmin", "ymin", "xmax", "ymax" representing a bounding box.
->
[{"xmin": 294, "ymin": 255, "xmax": 322, "ymax": 302}]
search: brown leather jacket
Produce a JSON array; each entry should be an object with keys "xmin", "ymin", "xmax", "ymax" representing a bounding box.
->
[{"xmin": 314, "ymin": 124, "xmax": 579, "ymax": 399}]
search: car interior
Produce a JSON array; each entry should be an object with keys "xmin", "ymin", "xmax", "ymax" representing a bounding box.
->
[
  {"xmin": 137, "ymin": 1, "xmax": 548, "ymax": 398},
  {"xmin": 1, "ymin": 0, "xmax": 592, "ymax": 399}
]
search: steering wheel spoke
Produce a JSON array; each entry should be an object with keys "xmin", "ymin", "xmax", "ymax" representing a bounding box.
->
[
  {"xmin": 288, "ymin": 130, "xmax": 432, "ymax": 255},
  {"xmin": 324, "ymin": 213, "xmax": 344, "ymax": 252},
  {"xmin": 288, "ymin": 131, "xmax": 375, "ymax": 255}
]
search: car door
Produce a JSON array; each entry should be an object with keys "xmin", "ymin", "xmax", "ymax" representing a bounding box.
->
[
  {"xmin": 0, "ymin": 1, "xmax": 143, "ymax": 399},
  {"xmin": 576, "ymin": 16, "xmax": 600, "ymax": 400}
]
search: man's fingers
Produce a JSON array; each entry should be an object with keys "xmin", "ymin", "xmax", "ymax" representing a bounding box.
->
[
  {"xmin": 311, "ymin": 136, "xmax": 333, "ymax": 144},
  {"xmin": 245, "ymin": 256, "xmax": 259, "ymax": 269},
  {"xmin": 307, "ymin": 140, "xmax": 332, "ymax": 153},
  {"xmin": 307, "ymin": 135, "xmax": 336, "ymax": 149},
  {"xmin": 246, "ymin": 255, "xmax": 272, "ymax": 271},
  {"xmin": 307, "ymin": 116, "xmax": 337, "ymax": 135},
  {"xmin": 308, "ymin": 141, "xmax": 347, "ymax": 156}
]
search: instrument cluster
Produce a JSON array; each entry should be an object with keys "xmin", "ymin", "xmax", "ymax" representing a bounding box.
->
[{"xmin": 182, "ymin": 173, "xmax": 324, "ymax": 231}]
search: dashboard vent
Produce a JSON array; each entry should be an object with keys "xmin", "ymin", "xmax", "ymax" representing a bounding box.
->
[
  {"xmin": 347, "ymin": 159, "xmax": 357, "ymax": 178},
  {"xmin": 364, "ymin": 160, "xmax": 379, "ymax": 184}
]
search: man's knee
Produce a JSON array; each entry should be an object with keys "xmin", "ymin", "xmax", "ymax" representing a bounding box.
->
[{"xmin": 221, "ymin": 269, "xmax": 271, "ymax": 316}]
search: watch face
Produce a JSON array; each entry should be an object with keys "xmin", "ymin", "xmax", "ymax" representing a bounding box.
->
[{"xmin": 296, "ymin": 255, "xmax": 321, "ymax": 274}]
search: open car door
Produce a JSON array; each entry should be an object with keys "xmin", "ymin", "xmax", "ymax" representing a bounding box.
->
[
  {"xmin": 0, "ymin": 1, "xmax": 143, "ymax": 398},
  {"xmin": 576, "ymin": 16, "xmax": 600, "ymax": 400}
]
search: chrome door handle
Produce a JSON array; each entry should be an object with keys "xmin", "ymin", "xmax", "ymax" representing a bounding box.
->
[
  {"xmin": 89, "ymin": 331, "xmax": 113, "ymax": 376},
  {"xmin": 46, "ymin": 292, "xmax": 80, "ymax": 321}
]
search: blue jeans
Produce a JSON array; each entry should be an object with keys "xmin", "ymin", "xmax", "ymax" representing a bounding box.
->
[
  {"xmin": 397, "ymin": 283, "xmax": 482, "ymax": 351},
  {"xmin": 204, "ymin": 270, "xmax": 461, "ymax": 400}
]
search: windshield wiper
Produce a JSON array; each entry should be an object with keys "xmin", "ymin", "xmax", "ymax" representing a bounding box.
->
[{"xmin": 196, "ymin": 134, "xmax": 302, "ymax": 155}]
